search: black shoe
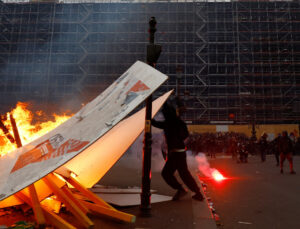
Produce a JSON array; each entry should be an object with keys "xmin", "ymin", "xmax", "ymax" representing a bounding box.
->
[
  {"xmin": 192, "ymin": 192, "xmax": 204, "ymax": 201},
  {"xmin": 280, "ymin": 169, "xmax": 283, "ymax": 174},
  {"xmin": 290, "ymin": 171, "xmax": 296, "ymax": 175},
  {"xmin": 172, "ymin": 189, "xmax": 188, "ymax": 201}
]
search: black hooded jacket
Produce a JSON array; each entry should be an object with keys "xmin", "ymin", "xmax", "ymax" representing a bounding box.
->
[{"xmin": 152, "ymin": 103, "xmax": 189, "ymax": 152}]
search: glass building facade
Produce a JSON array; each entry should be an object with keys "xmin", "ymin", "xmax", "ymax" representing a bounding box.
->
[{"xmin": 0, "ymin": 0, "xmax": 299, "ymax": 124}]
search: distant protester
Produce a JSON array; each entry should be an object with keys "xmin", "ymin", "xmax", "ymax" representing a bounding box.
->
[
  {"xmin": 279, "ymin": 131, "xmax": 296, "ymax": 174},
  {"xmin": 258, "ymin": 133, "xmax": 268, "ymax": 162},
  {"xmin": 271, "ymin": 133, "xmax": 281, "ymax": 166}
]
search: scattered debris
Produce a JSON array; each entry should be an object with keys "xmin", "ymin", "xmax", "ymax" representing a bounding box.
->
[
  {"xmin": 95, "ymin": 193, "xmax": 172, "ymax": 207},
  {"xmin": 9, "ymin": 221, "xmax": 35, "ymax": 229},
  {"xmin": 89, "ymin": 186, "xmax": 157, "ymax": 194},
  {"xmin": 238, "ymin": 221, "xmax": 252, "ymax": 225},
  {"xmin": 209, "ymin": 206, "xmax": 216, "ymax": 213},
  {"xmin": 214, "ymin": 213, "xmax": 220, "ymax": 221},
  {"xmin": 75, "ymin": 186, "xmax": 171, "ymax": 207}
]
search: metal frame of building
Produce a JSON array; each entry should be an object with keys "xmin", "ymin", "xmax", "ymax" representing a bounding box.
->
[{"xmin": 0, "ymin": 0, "xmax": 299, "ymax": 124}]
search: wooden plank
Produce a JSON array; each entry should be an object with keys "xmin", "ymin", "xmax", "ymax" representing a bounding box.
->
[
  {"xmin": 80, "ymin": 200, "xmax": 136, "ymax": 223},
  {"xmin": 61, "ymin": 185, "xmax": 89, "ymax": 215},
  {"xmin": 43, "ymin": 174, "xmax": 94, "ymax": 229},
  {"xmin": 43, "ymin": 207, "xmax": 76, "ymax": 229},
  {"xmin": 64, "ymin": 176, "xmax": 136, "ymax": 223},
  {"xmin": 15, "ymin": 192, "xmax": 76, "ymax": 229},
  {"xmin": 40, "ymin": 197, "xmax": 61, "ymax": 214},
  {"xmin": 28, "ymin": 184, "xmax": 46, "ymax": 227},
  {"xmin": 65, "ymin": 176, "xmax": 114, "ymax": 210}
]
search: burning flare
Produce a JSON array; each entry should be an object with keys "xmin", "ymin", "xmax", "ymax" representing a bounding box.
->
[
  {"xmin": 211, "ymin": 169, "xmax": 225, "ymax": 182},
  {"xmin": 195, "ymin": 153, "xmax": 226, "ymax": 182},
  {"xmin": 0, "ymin": 102, "xmax": 72, "ymax": 157}
]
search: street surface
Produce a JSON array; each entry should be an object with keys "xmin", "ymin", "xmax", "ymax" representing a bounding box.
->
[
  {"xmin": 1, "ymin": 153, "xmax": 299, "ymax": 229},
  {"xmin": 203, "ymin": 155, "xmax": 300, "ymax": 229}
]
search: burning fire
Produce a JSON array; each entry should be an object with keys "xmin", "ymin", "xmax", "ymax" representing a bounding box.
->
[{"xmin": 0, "ymin": 102, "xmax": 72, "ymax": 157}]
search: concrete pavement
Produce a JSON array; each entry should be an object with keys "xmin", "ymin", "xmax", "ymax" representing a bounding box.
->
[{"xmin": 93, "ymin": 155, "xmax": 218, "ymax": 229}]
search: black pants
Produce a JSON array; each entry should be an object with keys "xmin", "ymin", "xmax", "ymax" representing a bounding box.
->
[
  {"xmin": 162, "ymin": 151, "xmax": 200, "ymax": 193},
  {"xmin": 275, "ymin": 152, "xmax": 280, "ymax": 165}
]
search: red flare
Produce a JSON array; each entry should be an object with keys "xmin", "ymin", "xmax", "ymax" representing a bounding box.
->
[{"xmin": 212, "ymin": 170, "xmax": 225, "ymax": 182}]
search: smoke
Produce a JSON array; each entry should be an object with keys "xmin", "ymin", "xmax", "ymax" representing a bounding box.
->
[
  {"xmin": 194, "ymin": 153, "xmax": 220, "ymax": 179},
  {"xmin": 119, "ymin": 132, "xmax": 220, "ymax": 179},
  {"xmin": 118, "ymin": 130, "xmax": 166, "ymax": 172}
]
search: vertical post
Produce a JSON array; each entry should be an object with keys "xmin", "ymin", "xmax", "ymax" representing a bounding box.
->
[
  {"xmin": 9, "ymin": 114, "xmax": 22, "ymax": 147},
  {"xmin": 0, "ymin": 118, "xmax": 15, "ymax": 144},
  {"xmin": 140, "ymin": 17, "xmax": 158, "ymax": 215},
  {"xmin": 176, "ymin": 66, "xmax": 182, "ymax": 98},
  {"xmin": 251, "ymin": 121, "xmax": 257, "ymax": 141},
  {"xmin": 176, "ymin": 66, "xmax": 185, "ymax": 117}
]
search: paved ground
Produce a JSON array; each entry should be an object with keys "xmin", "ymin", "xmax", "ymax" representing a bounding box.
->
[
  {"xmin": 93, "ymin": 155, "xmax": 217, "ymax": 229},
  {"xmin": 0, "ymin": 153, "xmax": 217, "ymax": 229},
  {"xmin": 203, "ymin": 155, "xmax": 300, "ymax": 229},
  {"xmin": 2, "ymin": 153, "xmax": 298, "ymax": 228}
]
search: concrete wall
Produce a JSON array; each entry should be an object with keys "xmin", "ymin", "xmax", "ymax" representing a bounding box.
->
[{"xmin": 188, "ymin": 124, "xmax": 299, "ymax": 140}]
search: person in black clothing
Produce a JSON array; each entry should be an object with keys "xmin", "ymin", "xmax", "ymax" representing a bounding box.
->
[
  {"xmin": 152, "ymin": 102, "xmax": 204, "ymax": 201},
  {"xmin": 258, "ymin": 133, "xmax": 268, "ymax": 162},
  {"xmin": 279, "ymin": 131, "xmax": 296, "ymax": 174},
  {"xmin": 239, "ymin": 139, "xmax": 249, "ymax": 163},
  {"xmin": 271, "ymin": 133, "xmax": 281, "ymax": 166}
]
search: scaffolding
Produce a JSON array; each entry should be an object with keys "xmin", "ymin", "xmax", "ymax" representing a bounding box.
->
[{"xmin": 0, "ymin": 0, "xmax": 299, "ymax": 124}]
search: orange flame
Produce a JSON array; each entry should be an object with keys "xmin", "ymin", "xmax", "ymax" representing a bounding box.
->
[{"xmin": 0, "ymin": 102, "xmax": 72, "ymax": 157}]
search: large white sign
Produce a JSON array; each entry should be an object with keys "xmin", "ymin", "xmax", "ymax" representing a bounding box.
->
[{"xmin": 0, "ymin": 61, "xmax": 168, "ymax": 203}]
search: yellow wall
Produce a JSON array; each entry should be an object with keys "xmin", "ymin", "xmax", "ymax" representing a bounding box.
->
[
  {"xmin": 188, "ymin": 124, "xmax": 299, "ymax": 138},
  {"xmin": 189, "ymin": 125, "xmax": 217, "ymax": 134}
]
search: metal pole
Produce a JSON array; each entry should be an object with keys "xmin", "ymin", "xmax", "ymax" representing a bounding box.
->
[
  {"xmin": 251, "ymin": 121, "xmax": 257, "ymax": 141},
  {"xmin": 140, "ymin": 17, "xmax": 157, "ymax": 215}
]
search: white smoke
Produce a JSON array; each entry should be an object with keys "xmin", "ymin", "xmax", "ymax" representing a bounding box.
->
[
  {"xmin": 193, "ymin": 153, "xmax": 220, "ymax": 178},
  {"xmin": 120, "ymin": 136, "xmax": 221, "ymax": 179},
  {"xmin": 119, "ymin": 131, "xmax": 166, "ymax": 172}
]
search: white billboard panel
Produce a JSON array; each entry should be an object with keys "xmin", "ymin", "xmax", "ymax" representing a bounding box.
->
[{"xmin": 0, "ymin": 61, "xmax": 168, "ymax": 202}]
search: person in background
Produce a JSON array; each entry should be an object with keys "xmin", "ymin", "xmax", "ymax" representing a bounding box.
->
[
  {"xmin": 289, "ymin": 132, "xmax": 296, "ymax": 144},
  {"xmin": 228, "ymin": 136, "xmax": 238, "ymax": 161},
  {"xmin": 271, "ymin": 133, "xmax": 281, "ymax": 166},
  {"xmin": 279, "ymin": 131, "xmax": 296, "ymax": 174},
  {"xmin": 152, "ymin": 102, "xmax": 204, "ymax": 201},
  {"xmin": 258, "ymin": 133, "xmax": 268, "ymax": 162}
]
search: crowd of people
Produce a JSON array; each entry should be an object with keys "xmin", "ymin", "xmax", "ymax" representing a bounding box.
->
[{"xmin": 186, "ymin": 131, "xmax": 299, "ymax": 173}]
